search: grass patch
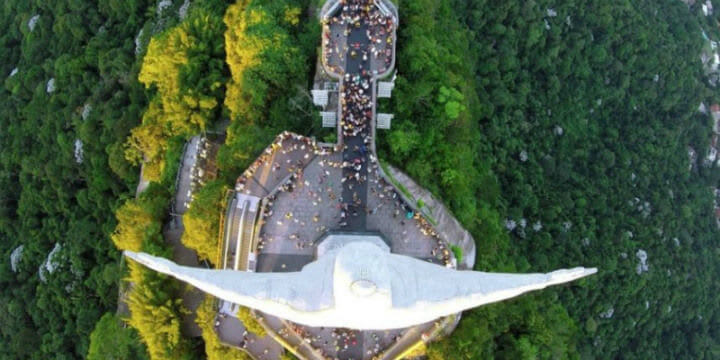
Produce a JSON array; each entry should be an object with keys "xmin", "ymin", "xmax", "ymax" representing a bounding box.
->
[{"xmin": 450, "ymin": 245, "xmax": 463, "ymax": 264}]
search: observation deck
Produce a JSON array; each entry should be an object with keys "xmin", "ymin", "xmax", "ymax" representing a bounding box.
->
[{"xmin": 214, "ymin": 1, "xmax": 469, "ymax": 359}]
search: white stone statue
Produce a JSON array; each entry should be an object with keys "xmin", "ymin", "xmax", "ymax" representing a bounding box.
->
[{"xmin": 124, "ymin": 241, "xmax": 596, "ymax": 330}]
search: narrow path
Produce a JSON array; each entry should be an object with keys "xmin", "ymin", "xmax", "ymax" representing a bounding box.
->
[
  {"xmin": 339, "ymin": 19, "xmax": 372, "ymax": 233},
  {"xmin": 333, "ymin": 4, "xmax": 377, "ymax": 357},
  {"xmin": 164, "ymin": 136, "xmax": 203, "ymax": 337}
]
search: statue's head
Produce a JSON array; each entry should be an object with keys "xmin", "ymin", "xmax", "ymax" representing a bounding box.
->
[{"xmin": 333, "ymin": 242, "xmax": 393, "ymax": 311}]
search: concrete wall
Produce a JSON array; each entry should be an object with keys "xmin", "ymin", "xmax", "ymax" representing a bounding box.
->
[{"xmin": 383, "ymin": 164, "xmax": 477, "ymax": 270}]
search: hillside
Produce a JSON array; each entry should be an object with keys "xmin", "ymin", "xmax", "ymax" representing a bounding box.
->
[{"xmin": 0, "ymin": 0, "xmax": 718, "ymax": 359}]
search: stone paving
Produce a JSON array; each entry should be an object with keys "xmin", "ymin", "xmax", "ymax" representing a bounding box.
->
[
  {"xmin": 251, "ymin": 146, "xmax": 449, "ymax": 360},
  {"xmin": 366, "ymin": 168, "xmax": 451, "ymax": 264},
  {"xmin": 324, "ymin": 21, "xmax": 348, "ymax": 76},
  {"xmin": 256, "ymin": 253, "xmax": 315, "ymax": 273},
  {"xmin": 216, "ymin": 132, "xmax": 331, "ymax": 359},
  {"xmin": 257, "ymin": 151, "xmax": 344, "ymax": 257},
  {"xmin": 237, "ymin": 133, "xmax": 319, "ymax": 198},
  {"xmin": 164, "ymin": 135, "xmax": 203, "ymax": 337},
  {"xmin": 252, "ymin": 141, "xmax": 451, "ymax": 359},
  {"xmin": 261, "ymin": 309, "xmax": 415, "ymax": 360},
  {"xmin": 338, "ymin": 16, "xmax": 373, "ymax": 232},
  {"xmin": 385, "ymin": 164, "xmax": 477, "ymax": 270},
  {"xmin": 215, "ymin": 313, "xmax": 284, "ymax": 360},
  {"xmin": 259, "ymin": 313, "xmax": 328, "ymax": 359},
  {"xmin": 332, "ymin": 0, "xmax": 397, "ymax": 234},
  {"xmin": 284, "ymin": 324, "xmax": 406, "ymax": 360},
  {"xmin": 323, "ymin": 3, "xmax": 396, "ymax": 78}
]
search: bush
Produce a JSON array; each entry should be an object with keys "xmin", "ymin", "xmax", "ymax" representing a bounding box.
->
[
  {"xmin": 182, "ymin": 179, "xmax": 229, "ymax": 263},
  {"xmin": 125, "ymin": 6, "xmax": 227, "ymax": 183},
  {"xmin": 195, "ymin": 295, "xmax": 250, "ymax": 360},
  {"xmin": 126, "ymin": 260, "xmax": 194, "ymax": 360},
  {"xmin": 112, "ymin": 199, "xmax": 161, "ymax": 252},
  {"xmin": 237, "ymin": 306, "xmax": 267, "ymax": 337},
  {"xmin": 450, "ymin": 245, "xmax": 463, "ymax": 264},
  {"xmin": 87, "ymin": 313, "xmax": 149, "ymax": 360}
]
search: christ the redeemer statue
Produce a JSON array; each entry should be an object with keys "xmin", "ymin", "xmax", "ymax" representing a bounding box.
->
[{"xmin": 125, "ymin": 241, "xmax": 596, "ymax": 330}]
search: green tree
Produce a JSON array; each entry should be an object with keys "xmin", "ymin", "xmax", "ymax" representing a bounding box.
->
[
  {"xmin": 195, "ymin": 295, "xmax": 250, "ymax": 360},
  {"xmin": 182, "ymin": 179, "xmax": 228, "ymax": 263},
  {"xmin": 87, "ymin": 313, "xmax": 149, "ymax": 360},
  {"xmin": 237, "ymin": 306, "xmax": 267, "ymax": 337}
]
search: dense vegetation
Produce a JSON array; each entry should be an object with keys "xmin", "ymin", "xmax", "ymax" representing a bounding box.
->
[
  {"xmin": 111, "ymin": 0, "xmax": 323, "ymax": 359},
  {"xmin": 126, "ymin": 5, "xmax": 227, "ymax": 182},
  {"xmin": 111, "ymin": 2, "xmax": 228, "ymax": 359},
  {"xmin": 2, "ymin": 0, "xmax": 719, "ymax": 359},
  {"xmin": 0, "ymin": 0, "xmax": 154, "ymax": 358},
  {"xmin": 182, "ymin": 179, "xmax": 228, "ymax": 263},
  {"xmin": 195, "ymin": 295, "xmax": 250, "ymax": 360},
  {"xmin": 87, "ymin": 313, "xmax": 149, "ymax": 360},
  {"xmin": 217, "ymin": 0, "xmax": 323, "ymax": 179},
  {"xmin": 381, "ymin": 0, "xmax": 720, "ymax": 358},
  {"xmin": 115, "ymin": 183, "xmax": 195, "ymax": 360}
]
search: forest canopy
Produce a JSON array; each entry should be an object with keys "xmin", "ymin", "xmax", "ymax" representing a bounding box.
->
[
  {"xmin": 0, "ymin": 0, "xmax": 155, "ymax": 358},
  {"xmin": 381, "ymin": 0, "xmax": 720, "ymax": 358},
  {"xmin": 0, "ymin": 0, "xmax": 719, "ymax": 359}
]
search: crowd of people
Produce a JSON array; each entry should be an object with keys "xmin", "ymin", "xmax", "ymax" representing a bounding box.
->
[
  {"xmin": 182, "ymin": 136, "xmax": 217, "ymax": 211},
  {"xmin": 277, "ymin": 322, "xmax": 406, "ymax": 359},
  {"xmin": 322, "ymin": 0, "xmax": 396, "ymax": 76},
  {"xmin": 340, "ymin": 74, "xmax": 373, "ymax": 139},
  {"xmin": 250, "ymin": 151, "xmax": 453, "ymax": 357},
  {"xmin": 254, "ymin": 146, "xmax": 348, "ymax": 253},
  {"xmin": 329, "ymin": 0, "xmax": 397, "ymax": 233},
  {"xmin": 234, "ymin": 131, "xmax": 328, "ymax": 197},
  {"xmin": 331, "ymin": 328, "xmax": 359, "ymax": 353},
  {"xmin": 363, "ymin": 153, "xmax": 453, "ymax": 266},
  {"xmin": 364, "ymin": 0, "xmax": 395, "ymax": 75}
]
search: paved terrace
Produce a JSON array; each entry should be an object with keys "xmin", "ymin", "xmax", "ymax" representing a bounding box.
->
[
  {"xmin": 250, "ymin": 143, "xmax": 451, "ymax": 360},
  {"xmin": 214, "ymin": 132, "xmax": 323, "ymax": 359},
  {"xmin": 325, "ymin": 0, "xmax": 398, "ymax": 232},
  {"xmin": 214, "ymin": 1, "xmax": 463, "ymax": 359},
  {"xmin": 322, "ymin": 0, "xmax": 396, "ymax": 78},
  {"xmin": 215, "ymin": 308, "xmax": 283, "ymax": 360},
  {"xmin": 163, "ymin": 135, "xmax": 222, "ymax": 338},
  {"xmin": 224, "ymin": 131, "xmax": 448, "ymax": 359}
]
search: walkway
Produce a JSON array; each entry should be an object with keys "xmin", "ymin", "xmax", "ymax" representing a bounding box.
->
[
  {"xmin": 333, "ymin": 0, "xmax": 396, "ymax": 233},
  {"xmin": 216, "ymin": 133, "xmax": 325, "ymax": 359},
  {"xmin": 216, "ymin": 193, "xmax": 284, "ymax": 358},
  {"xmin": 339, "ymin": 20, "xmax": 371, "ymax": 231},
  {"xmin": 163, "ymin": 136, "xmax": 204, "ymax": 337},
  {"xmin": 383, "ymin": 164, "xmax": 477, "ymax": 270},
  {"xmin": 215, "ymin": 312, "xmax": 283, "ymax": 360}
]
